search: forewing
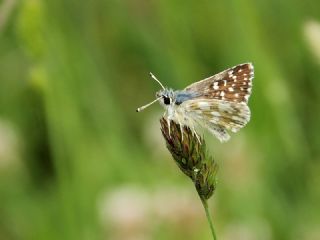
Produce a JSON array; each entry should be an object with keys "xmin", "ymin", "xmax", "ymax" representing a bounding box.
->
[{"xmin": 184, "ymin": 63, "xmax": 254, "ymax": 103}]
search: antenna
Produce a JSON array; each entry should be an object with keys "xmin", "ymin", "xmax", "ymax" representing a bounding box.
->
[
  {"xmin": 149, "ymin": 72, "xmax": 165, "ymax": 90},
  {"xmin": 136, "ymin": 96, "xmax": 162, "ymax": 112},
  {"xmin": 136, "ymin": 72, "xmax": 165, "ymax": 112}
]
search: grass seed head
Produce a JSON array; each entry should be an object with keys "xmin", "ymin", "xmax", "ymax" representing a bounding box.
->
[{"xmin": 160, "ymin": 118, "xmax": 218, "ymax": 200}]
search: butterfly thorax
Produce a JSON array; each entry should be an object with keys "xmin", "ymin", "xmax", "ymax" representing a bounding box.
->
[{"xmin": 156, "ymin": 88, "xmax": 201, "ymax": 130}]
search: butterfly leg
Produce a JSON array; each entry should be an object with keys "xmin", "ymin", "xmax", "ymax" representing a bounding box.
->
[
  {"xmin": 178, "ymin": 121, "xmax": 184, "ymax": 141},
  {"xmin": 191, "ymin": 126, "xmax": 201, "ymax": 144},
  {"xmin": 194, "ymin": 131, "xmax": 201, "ymax": 144},
  {"xmin": 166, "ymin": 117, "xmax": 171, "ymax": 137},
  {"xmin": 163, "ymin": 111, "xmax": 167, "ymax": 118}
]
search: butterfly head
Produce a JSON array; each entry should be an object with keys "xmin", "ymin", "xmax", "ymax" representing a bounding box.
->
[{"xmin": 156, "ymin": 88, "xmax": 175, "ymax": 107}]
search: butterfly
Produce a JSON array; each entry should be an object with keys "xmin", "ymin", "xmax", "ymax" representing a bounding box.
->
[{"xmin": 137, "ymin": 63, "xmax": 254, "ymax": 142}]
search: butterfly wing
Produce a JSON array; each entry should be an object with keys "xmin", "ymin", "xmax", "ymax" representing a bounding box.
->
[
  {"xmin": 178, "ymin": 63, "xmax": 253, "ymax": 142},
  {"xmin": 180, "ymin": 99, "xmax": 251, "ymax": 142},
  {"xmin": 184, "ymin": 63, "xmax": 254, "ymax": 103}
]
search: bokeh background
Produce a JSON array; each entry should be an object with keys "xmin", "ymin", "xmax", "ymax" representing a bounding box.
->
[{"xmin": 1, "ymin": 0, "xmax": 320, "ymax": 239}]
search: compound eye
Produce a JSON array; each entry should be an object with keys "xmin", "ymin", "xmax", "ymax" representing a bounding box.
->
[{"xmin": 163, "ymin": 96, "xmax": 171, "ymax": 105}]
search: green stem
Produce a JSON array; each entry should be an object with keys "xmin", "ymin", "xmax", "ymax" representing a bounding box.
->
[{"xmin": 200, "ymin": 196, "xmax": 217, "ymax": 240}]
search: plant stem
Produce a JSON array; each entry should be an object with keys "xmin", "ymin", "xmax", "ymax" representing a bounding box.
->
[{"xmin": 200, "ymin": 196, "xmax": 217, "ymax": 240}]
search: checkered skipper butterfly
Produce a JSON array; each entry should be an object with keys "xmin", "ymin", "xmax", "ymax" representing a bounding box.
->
[{"xmin": 137, "ymin": 63, "xmax": 254, "ymax": 142}]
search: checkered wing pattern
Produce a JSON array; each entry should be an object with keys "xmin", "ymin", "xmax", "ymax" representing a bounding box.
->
[
  {"xmin": 181, "ymin": 99, "xmax": 250, "ymax": 142},
  {"xmin": 185, "ymin": 63, "xmax": 254, "ymax": 103},
  {"xmin": 181, "ymin": 63, "xmax": 254, "ymax": 142}
]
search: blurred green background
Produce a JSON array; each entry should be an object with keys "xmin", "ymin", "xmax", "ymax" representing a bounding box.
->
[{"xmin": 1, "ymin": 0, "xmax": 320, "ymax": 239}]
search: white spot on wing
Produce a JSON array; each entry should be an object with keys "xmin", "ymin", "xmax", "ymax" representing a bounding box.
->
[
  {"xmin": 210, "ymin": 117, "xmax": 220, "ymax": 123},
  {"xmin": 231, "ymin": 127, "xmax": 238, "ymax": 133},
  {"xmin": 223, "ymin": 80, "xmax": 227, "ymax": 86},
  {"xmin": 212, "ymin": 112, "xmax": 221, "ymax": 117},
  {"xmin": 232, "ymin": 115, "xmax": 243, "ymax": 122},
  {"xmin": 198, "ymin": 102, "xmax": 210, "ymax": 110}
]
